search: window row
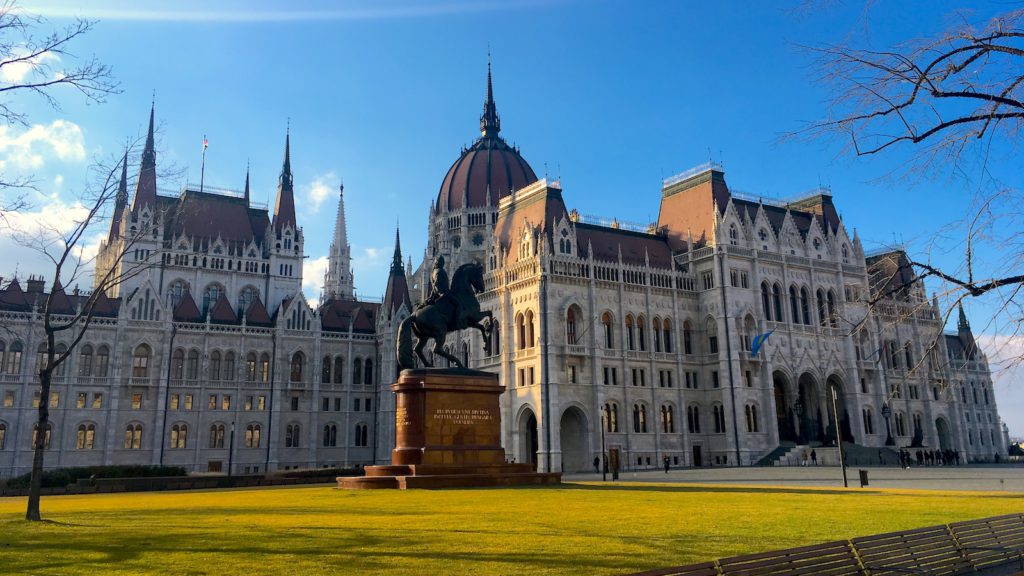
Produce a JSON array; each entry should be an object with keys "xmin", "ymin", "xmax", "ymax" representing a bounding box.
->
[{"xmin": 760, "ymin": 282, "xmax": 839, "ymax": 328}]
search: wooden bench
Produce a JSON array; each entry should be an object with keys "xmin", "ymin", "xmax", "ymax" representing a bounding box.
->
[
  {"xmin": 850, "ymin": 524, "xmax": 972, "ymax": 575},
  {"xmin": 717, "ymin": 540, "xmax": 863, "ymax": 576},
  {"xmin": 627, "ymin": 561, "xmax": 718, "ymax": 576},
  {"xmin": 950, "ymin": 513, "xmax": 1024, "ymax": 573}
]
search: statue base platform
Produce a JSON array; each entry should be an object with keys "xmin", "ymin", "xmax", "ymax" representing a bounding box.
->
[{"xmin": 338, "ymin": 368, "xmax": 560, "ymax": 490}]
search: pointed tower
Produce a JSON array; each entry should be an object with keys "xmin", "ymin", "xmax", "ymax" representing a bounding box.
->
[
  {"xmin": 322, "ymin": 182, "xmax": 355, "ymax": 299},
  {"xmin": 272, "ymin": 128, "xmax": 296, "ymax": 234},
  {"xmin": 131, "ymin": 102, "xmax": 158, "ymax": 213},
  {"xmin": 107, "ymin": 148, "xmax": 129, "ymax": 242},
  {"xmin": 243, "ymin": 163, "xmax": 251, "ymax": 206},
  {"xmin": 957, "ymin": 302, "xmax": 977, "ymax": 359},
  {"xmin": 383, "ymin": 227, "xmax": 411, "ymax": 321},
  {"xmin": 480, "ymin": 55, "xmax": 500, "ymax": 137}
]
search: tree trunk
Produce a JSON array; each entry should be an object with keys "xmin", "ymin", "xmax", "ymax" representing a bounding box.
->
[{"xmin": 26, "ymin": 367, "xmax": 52, "ymax": 521}]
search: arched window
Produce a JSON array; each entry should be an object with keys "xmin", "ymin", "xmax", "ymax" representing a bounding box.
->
[
  {"xmin": 515, "ymin": 313, "xmax": 525, "ymax": 350},
  {"xmin": 712, "ymin": 404, "xmax": 726, "ymax": 433},
  {"xmin": 209, "ymin": 424, "xmax": 225, "ymax": 448},
  {"xmin": 0, "ymin": 422, "xmax": 6, "ymax": 450},
  {"xmin": 170, "ymin": 423, "xmax": 188, "ymax": 449},
  {"xmin": 321, "ymin": 355, "xmax": 332, "ymax": 384},
  {"xmin": 461, "ymin": 342, "xmax": 469, "ymax": 366},
  {"xmin": 566, "ymin": 306, "xmax": 578, "ymax": 345},
  {"xmin": 259, "ymin": 353, "xmax": 270, "ymax": 382},
  {"xmin": 637, "ymin": 316, "xmax": 647, "ymax": 351},
  {"xmin": 290, "ymin": 352, "xmax": 304, "ymax": 382},
  {"xmin": 904, "ymin": 342, "xmax": 914, "ymax": 370},
  {"xmin": 75, "ymin": 423, "xmax": 96, "ymax": 449},
  {"xmin": 826, "ymin": 290, "xmax": 837, "ymax": 328},
  {"xmin": 364, "ymin": 359, "xmax": 373, "ymax": 385},
  {"xmin": 687, "ymin": 405, "xmax": 701, "ymax": 434},
  {"xmin": 354, "ymin": 423, "xmax": 369, "ymax": 447},
  {"xmin": 652, "ymin": 318, "xmax": 662, "ymax": 352},
  {"xmin": 728, "ymin": 224, "xmax": 738, "ymax": 244},
  {"xmin": 745, "ymin": 404, "xmax": 760, "ymax": 433},
  {"xmin": 209, "ymin": 351, "xmax": 222, "ymax": 380},
  {"xmin": 245, "ymin": 424, "xmax": 261, "ymax": 448},
  {"xmin": 186, "ymin": 350, "xmax": 199, "ymax": 380},
  {"xmin": 772, "ymin": 283, "xmax": 783, "ymax": 322},
  {"xmin": 353, "ymin": 358, "xmax": 363, "ymax": 385},
  {"xmin": 238, "ymin": 286, "xmax": 258, "ymax": 316},
  {"xmin": 95, "ymin": 345, "xmax": 109, "ymax": 377},
  {"xmin": 662, "ymin": 319, "xmax": 672, "ymax": 353},
  {"xmin": 0, "ymin": 341, "xmax": 5, "ymax": 376},
  {"xmin": 322, "ymin": 424, "xmax": 337, "ymax": 447},
  {"xmin": 78, "ymin": 345, "xmax": 94, "ymax": 377},
  {"xmin": 761, "ymin": 282, "xmax": 772, "ymax": 321},
  {"xmin": 333, "ymin": 356, "xmax": 344, "ymax": 384},
  {"xmin": 632, "ymin": 404, "xmax": 647, "ymax": 433},
  {"xmin": 895, "ymin": 412, "xmax": 907, "ymax": 436},
  {"xmin": 683, "ymin": 321, "xmax": 693, "ymax": 355},
  {"xmin": 168, "ymin": 280, "xmax": 187, "ymax": 308},
  {"xmin": 816, "ymin": 288, "xmax": 827, "ymax": 326},
  {"xmin": 842, "ymin": 244, "xmax": 849, "ymax": 264},
  {"xmin": 625, "ymin": 315, "xmax": 635, "ymax": 350},
  {"xmin": 526, "ymin": 310, "xmax": 535, "ymax": 348},
  {"xmin": 799, "ymin": 287, "xmax": 811, "ymax": 325},
  {"xmin": 706, "ymin": 317, "xmax": 719, "ymax": 354},
  {"xmin": 32, "ymin": 423, "xmax": 52, "ymax": 449},
  {"xmin": 491, "ymin": 321, "xmax": 501, "ymax": 355},
  {"xmin": 246, "ymin": 352, "xmax": 257, "ymax": 382},
  {"xmin": 789, "ymin": 286, "xmax": 799, "ymax": 325},
  {"xmin": 223, "ymin": 352, "xmax": 236, "ymax": 381},
  {"xmin": 862, "ymin": 408, "xmax": 875, "ymax": 435},
  {"xmin": 601, "ymin": 312, "xmax": 614, "ymax": 349},
  {"xmin": 202, "ymin": 283, "xmax": 224, "ymax": 315},
  {"xmin": 661, "ymin": 405, "xmax": 675, "ymax": 433},
  {"xmin": 132, "ymin": 344, "xmax": 151, "ymax": 378},
  {"xmin": 4, "ymin": 341, "xmax": 22, "ymax": 375},
  {"xmin": 171, "ymin": 348, "xmax": 185, "ymax": 380},
  {"xmin": 124, "ymin": 423, "xmax": 143, "ymax": 449},
  {"xmin": 286, "ymin": 423, "xmax": 301, "ymax": 448}
]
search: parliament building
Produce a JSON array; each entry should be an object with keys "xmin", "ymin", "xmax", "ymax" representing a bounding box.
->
[{"xmin": 0, "ymin": 68, "xmax": 1010, "ymax": 477}]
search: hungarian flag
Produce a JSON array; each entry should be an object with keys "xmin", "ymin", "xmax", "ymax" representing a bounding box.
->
[
  {"xmin": 203, "ymin": 135, "xmax": 209, "ymax": 151},
  {"xmin": 750, "ymin": 330, "xmax": 775, "ymax": 358}
]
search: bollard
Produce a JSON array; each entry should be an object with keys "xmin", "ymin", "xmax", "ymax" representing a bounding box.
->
[{"xmin": 859, "ymin": 469, "xmax": 869, "ymax": 488}]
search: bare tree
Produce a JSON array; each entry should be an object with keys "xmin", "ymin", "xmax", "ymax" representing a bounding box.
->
[
  {"xmin": 802, "ymin": 8, "xmax": 1024, "ymax": 358},
  {"xmin": 0, "ymin": 0, "xmax": 118, "ymax": 201}
]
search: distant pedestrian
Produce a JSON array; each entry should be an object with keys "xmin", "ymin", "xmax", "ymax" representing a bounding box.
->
[
  {"xmin": 802, "ymin": 450, "xmax": 809, "ymax": 466},
  {"xmin": 811, "ymin": 449, "xmax": 817, "ymax": 466},
  {"xmin": 878, "ymin": 450, "xmax": 885, "ymax": 465},
  {"xmin": 664, "ymin": 456, "xmax": 671, "ymax": 474}
]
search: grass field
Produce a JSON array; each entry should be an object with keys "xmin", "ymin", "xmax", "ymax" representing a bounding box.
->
[{"xmin": 1, "ymin": 482, "xmax": 1022, "ymax": 575}]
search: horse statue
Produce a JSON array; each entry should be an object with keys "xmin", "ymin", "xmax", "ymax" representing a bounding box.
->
[{"xmin": 396, "ymin": 262, "xmax": 492, "ymax": 370}]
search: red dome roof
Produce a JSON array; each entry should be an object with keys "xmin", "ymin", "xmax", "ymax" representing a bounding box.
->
[{"xmin": 437, "ymin": 135, "xmax": 537, "ymax": 213}]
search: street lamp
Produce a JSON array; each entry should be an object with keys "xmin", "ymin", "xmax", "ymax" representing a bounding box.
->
[
  {"xmin": 831, "ymin": 386, "xmax": 848, "ymax": 488},
  {"xmin": 227, "ymin": 421, "xmax": 236, "ymax": 477},
  {"xmin": 600, "ymin": 410, "xmax": 607, "ymax": 482},
  {"xmin": 881, "ymin": 403, "xmax": 894, "ymax": 446}
]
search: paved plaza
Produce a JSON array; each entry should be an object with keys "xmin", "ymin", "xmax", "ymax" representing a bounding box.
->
[{"xmin": 566, "ymin": 464, "xmax": 1024, "ymax": 492}]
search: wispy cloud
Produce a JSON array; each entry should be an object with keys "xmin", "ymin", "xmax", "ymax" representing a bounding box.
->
[
  {"xmin": 302, "ymin": 255, "xmax": 329, "ymax": 306},
  {"xmin": 0, "ymin": 120, "xmax": 86, "ymax": 172},
  {"xmin": 0, "ymin": 47, "xmax": 61, "ymax": 84},
  {"xmin": 976, "ymin": 334, "xmax": 1024, "ymax": 437},
  {"xmin": 300, "ymin": 171, "xmax": 338, "ymax": 215},
  {"xmin": 24, "ymin": 1, "xmax": 550, "ymax": 23}
]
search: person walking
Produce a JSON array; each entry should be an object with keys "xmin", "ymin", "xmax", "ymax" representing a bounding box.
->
[
  {"xmin": 810, "ymin": 449, "xmax": 817, "ymax": 466},
  {"xmin": 663, "ymin": 456, "xmax": 671, "ymax": 474},
  {"xmin": 593, "ymin": 456, "xmax": 600, "ymax": 474}
]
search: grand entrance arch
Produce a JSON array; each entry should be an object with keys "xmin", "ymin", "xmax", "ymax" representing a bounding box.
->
[
  {"xmin": 773, "ymin": 371, "xmax": 797, "ymax": 442},
  {"xmin": 517, "ymin": 407, "xmax": 539, "ymax": 465},
  {"xmin": 558, "ymin": 406, "xmax": 590, "ymax": 473},
  {"xmin": 935, "ymin": 417, "xmax": 952, "ymax": 451},
  {"xmin": 797, "ymin": 373, "xmax": 824, "ymax": 444},
  {"xmin": 826, "ymin": 374, "xmax": 854, "ymax": 443}
]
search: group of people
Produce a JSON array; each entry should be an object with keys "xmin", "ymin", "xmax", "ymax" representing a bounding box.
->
[{"xmin": 897, "ymin": 448, "xmax": 961, "ymax": 469}]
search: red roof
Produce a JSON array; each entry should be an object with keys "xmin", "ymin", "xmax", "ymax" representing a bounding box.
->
[
  {"xmin": 437, "ymin": 135, "xmax": 537, "ymax": 213},
  {"xmin": 173, "ymin": 292, "xmax": 202, "ymax": 322},
  {"xmin": 160, "ymin": 191, "xmax": 270, "ymax": 248},
  {"xmin": 0, "ymin": 279, "xmax": 29, "ymax": 311},
  {"xmin": 576, "ymin": 224, "xmax": 673, "ymax": 268},
  {"xmin": 47, "ymin": 281, "xmax": 74, "ymax": 315},
  {"xmin": 244, "ymin": 295, "xmax": 272, "ymax": 326},
  {"xmin": 320, "ymin": 298, "xmax": 379, "ymax": 334},
  {"xmin": 208, "ymin": 293, "xmax": 237, "ymax": 324}
]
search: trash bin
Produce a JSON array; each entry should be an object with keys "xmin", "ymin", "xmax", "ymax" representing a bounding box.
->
[{"xmin": 858, "ymin": 469, "xmax": 869, "ymax": 488}]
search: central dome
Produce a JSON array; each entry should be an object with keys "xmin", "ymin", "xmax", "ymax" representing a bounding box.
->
[{"xmin": 436, "ymin": 64, "xmax": 537, "ymax": 213}]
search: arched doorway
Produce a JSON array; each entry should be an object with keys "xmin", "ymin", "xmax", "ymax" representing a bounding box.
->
[
  {"xmin": 517, "ymin": 407, "xmax": 539, "ymax": 465},
  {"xmin": 772, "ymin": 371, "xmax": 797, "ymax": 442},
  {"xmin": 797, "ymin": 373, "xmax": 823, "ymax": 444},
  {"xmin": 826, "ymin": 374, "xmax": 854, "ymax": 444},
  {"xmin": 558, "ymin": 406, "xmax": 589, "ymax": 473},
  {"xmin": 935, "ymin": 417, "xmax": 952, "ymax": 451}
]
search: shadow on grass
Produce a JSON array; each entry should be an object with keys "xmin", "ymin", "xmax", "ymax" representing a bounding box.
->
[{"xmin": 557, "ymin": 482, "xmax": 882, "ymax": 497}]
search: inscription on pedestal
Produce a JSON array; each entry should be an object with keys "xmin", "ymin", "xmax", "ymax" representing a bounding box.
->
[
  {"xmin": 432, "ymin": 408, "xmax": 493, "ymax": 426},
  {"xmin": 396, "ymin": 406, "xmax": 410, "ymax": 428}
]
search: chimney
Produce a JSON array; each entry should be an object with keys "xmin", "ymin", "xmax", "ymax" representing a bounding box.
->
[{"xmin": 26, "ymin": 275, "xmax": 45, "ymax": 293}]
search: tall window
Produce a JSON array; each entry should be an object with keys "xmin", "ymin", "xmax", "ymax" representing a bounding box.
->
[
  {"xmin": 712, "ymin": 404, "xmax": 726, "ymax": 433},
  {"xmin": 170, "ymin": 424, "xmax": 188, "ymax": 449},
  {"xmin": 290, "ymin": 352, "xmax": 304, "ymax": 382},
  {"xmin": 238, "ymin": 286, "xmax": 258, "ymax": 315},
  {"xmin": 601, "ymin": 312, "xmax": 614, "ymax": 349},
  {"xmin": 706, "ymin": 318, "xmax": 719, "ymax": 354},
  {"xmin": 799, "ymin": 287, "xmax": 810, "ymax": 325},
  {"xmin": 625, "ymin": 315, "xmax": 636, "ymax": 350},
  {"xmin": 0, "ymin": 422, "xmax": 6, "ymax": 450},
  {"xmin": 171, "ymin": 348, "xmax": 185, "ymax": 380},
  {"xmin": 202, "ymin": 283, "xmax": 223, "ymax": 315},
  {"xmin": 637, "ymin": 316, "xmax": 647, "ymax": 351},
  {"xmin": 246, "ymin": 352, "xmax": 257, "ymax": 382},
  {"xmin": 321, "ymin": 355, "xmax": 332, "ymax": 383},
  {"xmin": 566, "ymin": 307, "xmax": 578, "ymax": 344},
  {"xmin": 168, "ymin": 280, "xmax": 187, "ymax": 308},
  {"xmin": 632, "ymin": 404, "xmax": 647, "ymax": 433},
  {"xmin": 826, "ymin": 290, "xmax": 837, "ymax": 328},
  {"xmin": 95, "ymin": 345, "xmax": 109, "ymax": 377},
  {"xmin": 78, "ymin": 345, "xmax": 94, "ymax": 377},
  {"xmin": 364, "ymin": 359, "xmax": 373, "ymax": 385},
  {"xmin": 245, "ymin": 424, "xmax": 261, "ymax": 448},
  {"xmin": 687, "ymin": 405, "xmax": 700, "ymax": 433},
  {"xmin": 259, "ymin": 353, "xmax": 270, "ymax": 382},
  {"xmin": 789, "ymin": 286, "xmax": 799, "ymax": 324},
  {"xmin": 223, "ymin": 352, "xmax": 236, "ymax": 381},
  {"xmin": 124, "ymin": 424, "xmax": 143, "ymax": 449},
  {"xmin": 683, "ymin": 321, "xmax": 693, "ymax": 355},
  {"xmin": 132, "ymin": 344, "xmax": 151, "ymax": 378},
  {"xmin": 32, "ymin": 423, "xmax": 52, "ymax": 449},
  {"xmin": 772, "ymin": 283, "xmax": 783, "ymax": 322},
  {"xmin": 761, "ymin": 282, "xmax": 772, "ymax": 321},
  {"xmin": 209, "ymin": 424, "xmax": 225, "ymax": 448},
  {"xmin": 661, "ymin": 405, "xmax": 675, "ymax": 433},
  {"xmin": 186, "ymin": 350, "xmax": 199, "ymax": 380},
  {"xmin": 353, "ymin": 358, "xmax": 363, "ymax": 385},
  {"xmin": 603, "ymin": 403, "xmax": 620, "ymax": 432},
  {"xmin": 322, "ymin": 424, "xmax": 337, "ymax": 447},
  {"xmin": 286, "ymin": 423, "xmax": 301, "ymax": 448},
  {"xmin": 209, "ymin": 351, "xmax": 222, "ymax": 380},
  {"xmin": 526, "ymin": 311, "xmax": 535, "ymax": 348},
  {"xmin": 652, "ymin": 318, "xmax": 662, "ymax": 352},
  {"xmin": 75, "ymin": 423, "xmax": 95, "ymax": 449},
  {"xmin": 354, "ymin": 424, "xmax": 369, "ymax": 447},
  {"xmin": 662, "ymin": 319, "xmax": 672, "ymax": 353},
  {"xmin": 745, "ymin": 405, "xmax": 760, "ymax": 433},
  {"xmin": 333, "ymin": 356, "xmax": 344, "ymax": 384}
]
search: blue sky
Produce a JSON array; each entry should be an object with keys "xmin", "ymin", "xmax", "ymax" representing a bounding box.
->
[{"xmin": 3, "ymin": 1, "xmax": 1022, "ymax": 434}]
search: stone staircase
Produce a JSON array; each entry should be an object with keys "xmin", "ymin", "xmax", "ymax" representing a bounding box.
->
[{"xmin": 766, "ymin": 443, "xmax": 901, "ymax": 467}]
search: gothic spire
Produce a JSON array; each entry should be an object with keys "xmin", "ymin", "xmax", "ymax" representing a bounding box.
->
[
  {"xmin": 131, "ymin": 101, "xmax": 158, "ymax": 212},
  {"xmin": 480, "ymin": 55, "xmax": 500, "ymax": 137},
  {"xmin": 391, "ymin": 226, "xmax": 404, "ymax": 275},
  {"xmin": 322, "ymin": 181, "xmax": 353, "ymax": 299},
  {"xmin": 957, "ymin": 302, "xmax": 971, "ymax": 332},
  {"xmin": 107, "ymin": 148, "xmax": 129, "ymax": 242},
  {"xmin": 383, "ymin": 225, "xmax": 411, "ymax": 320},
  {"xmin": 272, "ymin": 126, "xmax": 296, "ymax": 233},
  {"xmin": 243, "ymin": 161, "xmax": 250, "ymax": 205}
]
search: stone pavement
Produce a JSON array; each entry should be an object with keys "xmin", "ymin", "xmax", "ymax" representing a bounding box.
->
[{"xmin": 565, "ymin": 464, "xmax": 1024, "ymax": 491}]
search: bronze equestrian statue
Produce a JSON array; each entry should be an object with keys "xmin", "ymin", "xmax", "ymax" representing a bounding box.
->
[{"xmin": 396, "ymin": 259, "xmax": 492, "ymax": 370}]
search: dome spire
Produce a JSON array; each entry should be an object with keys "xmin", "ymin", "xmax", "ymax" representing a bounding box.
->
[{"xmin": 480, "ymin": 52, "xmax": 500, "ymax": 137}]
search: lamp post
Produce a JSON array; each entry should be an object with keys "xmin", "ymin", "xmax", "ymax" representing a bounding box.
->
[
  {"xmin": 881, "ymin": 403, "xmax": 894, "ymax": 446},
  {"xmin": 600, "ymin": 411, "xmax": 607, "ymax": 482},
  {"xmin": 227, "ymin": 421, "xmax": 236, "ymax": 477},
  {"xmin": 831, "ymin": 387, "xmax": 848, "ymax": 488}
]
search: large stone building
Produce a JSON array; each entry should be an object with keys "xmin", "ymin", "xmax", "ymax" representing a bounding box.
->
[{"xmin": 0, "ymin": 69, "xmax": 1010, "ymax": 478}]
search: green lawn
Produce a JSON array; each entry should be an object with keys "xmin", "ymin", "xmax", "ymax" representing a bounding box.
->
[{"xmin": 1, "ymin": 482, "xmax": 1021, "ymax": 575}]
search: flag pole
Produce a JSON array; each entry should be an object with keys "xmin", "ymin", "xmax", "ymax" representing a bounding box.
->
[{"xmin": 200, "ymin": 134, "xmax": 208, "ymax": 193}]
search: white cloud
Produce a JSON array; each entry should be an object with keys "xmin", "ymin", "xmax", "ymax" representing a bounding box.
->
[
  {"xmin": 976, "ymin": 334, "xmax": 1024, "ymax": 438},
  {"xmin": 0, "ymin": 120, "xmax": 86, "ymax": 172},
  {"xmin": 300, "ymin": 171, "xmax": 338, "ymax": 215},
  {"xmin": 0, "ymin": 194, "xmax": 98, "ymax": 287},
  {"xmin": 0, "ymin": 48, "xmax": 60, "ymax": 84},
  {"xmin": 302, "ymin": 255, "xmax": 329, "ymax": 307}
]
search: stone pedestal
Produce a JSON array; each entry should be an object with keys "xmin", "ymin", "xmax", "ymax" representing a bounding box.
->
[{"xmin": 338, "ymin": 368, "xmax": 560, "ymax": 490}]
